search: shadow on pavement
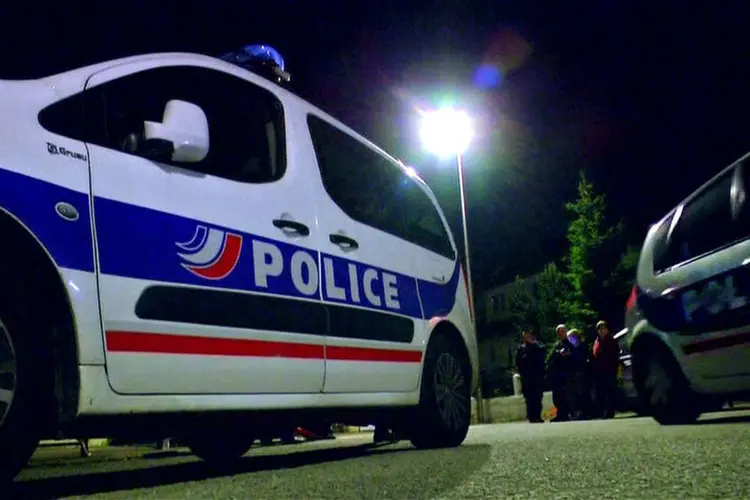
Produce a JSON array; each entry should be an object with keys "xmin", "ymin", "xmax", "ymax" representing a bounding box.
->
[
  {"xmin": 13, "ymin": 442, "xmax": 491, "ymax": 499},
  {"xmin": 142, "ymin": 450, "xmax": 190, "ymax": 460}
]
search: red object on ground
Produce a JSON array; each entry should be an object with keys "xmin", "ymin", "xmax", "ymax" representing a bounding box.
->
[
  {"xmin": 296, "ymin": 427, "xmax": 323, "ymax": 441},
  {"xmin": 545, "ymin": 406, "xmax": 557, "ymax": 421}
]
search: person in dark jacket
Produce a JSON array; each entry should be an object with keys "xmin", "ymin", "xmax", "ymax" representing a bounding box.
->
[
  {"xmin": 566, "ymin": 329, "xmax": 593, "ymax": 420},
  {"xmin": 547, "ymin": 324, "xmax": 574, "ymax": 422},
  {"xmin": 515, "ymin": 328, "xmax": 547, "ymax": 423},
  {"xmin": 593, "ymin": 320, "xmax": 620, "ymax": 419}
]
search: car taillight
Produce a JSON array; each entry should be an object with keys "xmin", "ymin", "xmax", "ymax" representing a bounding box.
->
[{"xmin": 625, "ymin": 284, "xmax": 637, "ymax": 312}]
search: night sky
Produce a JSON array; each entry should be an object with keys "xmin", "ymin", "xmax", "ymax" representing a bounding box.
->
[{"xmin": 8, "ymin": 1, "xmax": 750, "ymax": 289}]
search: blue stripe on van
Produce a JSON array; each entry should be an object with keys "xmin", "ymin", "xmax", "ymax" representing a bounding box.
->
[{"xmin": 0, "ymin": 168, "xmax": 460, "ymax": 320}]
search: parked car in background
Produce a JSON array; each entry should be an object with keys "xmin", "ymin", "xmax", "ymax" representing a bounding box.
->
[
  {"xmin": 624, "ymin": 152, "xmax": 750, "ymax": 425},
  {"xmin": 615, "ymin": 328, "xmax": 646, "ymax": 415}
]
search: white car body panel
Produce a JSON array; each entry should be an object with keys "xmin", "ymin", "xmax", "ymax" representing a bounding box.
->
[{"xmin": 0, "ymin": 52, "xmax": 478, "ymax": 420}]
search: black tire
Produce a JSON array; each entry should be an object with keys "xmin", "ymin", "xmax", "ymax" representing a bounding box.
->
[
  {"xmin": 186, "ymin": 434, "xmax": 254, "ymax": 464},
  {"xmin": 407, "ymin": 333, "xmax": 472, "ymax": 449},
  {"xmin": 633, "ymin": 347, "xmax": 701, "ymax": 425},
  {"xmin": 280, "ymin": 429, "xmax": 297, "ymax": 445},
  {"xmin": 0, "ymin": 302, "xmax": 46, "ymax": 485}
]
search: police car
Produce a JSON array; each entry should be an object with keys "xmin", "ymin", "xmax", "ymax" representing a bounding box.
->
[
  {"xmin": 613, "ymin": 328, "xmax": 648, "ymax": 415},
  {"xmin": 0, "ymin": 45, "xmax": 478, "ymax": 482},
  {"xmin": 625, "ymin": 153, "xmax": 750, "ymax": 425}
]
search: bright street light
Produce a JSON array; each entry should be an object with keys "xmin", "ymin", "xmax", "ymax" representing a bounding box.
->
[
  {"xmin": 418, "ymin": 107, "xmax": 474, "ymax": 159},
  {"xmin": 418, "ymin": 106, "xmax": 485, "ymax": 424}
]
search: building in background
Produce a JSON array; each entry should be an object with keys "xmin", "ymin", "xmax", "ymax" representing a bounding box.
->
[{"xmin": 477, "ymin": 271, "xmax": 544, "ymax": 397}]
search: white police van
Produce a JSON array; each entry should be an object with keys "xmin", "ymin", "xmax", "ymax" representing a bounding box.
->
[
  {"xmin": 0, "ymin": 46, "xmax": 478, "ymax": 482},
  {"xmin": 624, "ymin": 153, "xmax": 750, "ymax": 424}
]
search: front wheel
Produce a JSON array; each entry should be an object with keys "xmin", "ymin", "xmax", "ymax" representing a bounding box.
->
[
  {"xmin": 0, "ymin": 310, "xmax": 44, "ymax": 485},
  {"xmin": 280, "ymin": 429, "xmax": 297, "ymax": 445},
  {"xmin": 634, "ymin": 349, "xmax": 701, "ymax": 425},
  {"xmin": 185, "ymin": 433, "xmax": 254, "ymax": 465},
  {"xmin": 406, "ymin": 333, "xmax": 472, "ymax": 449}
]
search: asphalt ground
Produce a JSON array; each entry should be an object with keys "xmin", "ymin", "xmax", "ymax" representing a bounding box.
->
[{"xmin": 12, "ymin": 407, "xmax": 750, "ymax": 499}]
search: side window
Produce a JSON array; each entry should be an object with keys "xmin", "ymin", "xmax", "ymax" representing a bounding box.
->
[
  {"xmin": 308, "ymin": 115, "xmax": 455, "ymax": 259},
  {"xmin": 39, "ymin": 65, "xmax": 286, "ymax": 184},
  {"xmin": 733, "ymin": 161, "xmax": 749, "ymax": 236},
  {"xmin": 660, "ymin": 169, "xmax": 737, "ymax": 270},
  {"xmin": 38, "ymin": 92, "xmax": 88, "ymax": 143},
  {"xmin": 651, "ymin": 213, "xmax": 675, "ymax": 273},
  {"xmin": 393, "ymin": 175, "xmax": 455, "ymax": 259},
  {"xmin": 307, "ymin": 115, "xmax": 397, "ymax": 230}
]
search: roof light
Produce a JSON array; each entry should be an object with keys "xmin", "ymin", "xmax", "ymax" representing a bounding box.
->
[{"xmin": 220, "ymin": 44, "xmax": 291, "ymax": 85}]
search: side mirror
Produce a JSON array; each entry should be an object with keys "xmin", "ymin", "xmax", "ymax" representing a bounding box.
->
[{"xmin": 143, "ymin": 100, "xmax": 209, "ymax": 163}]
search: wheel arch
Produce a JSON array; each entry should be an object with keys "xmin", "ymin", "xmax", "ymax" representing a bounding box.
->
[
  {"xmin": 425, "ymin": 320, "xmax": 474, "ymax": 388},
  {"xmin": 629, "ymin": 329, "xmax": 686, "ymax": 390},
  {"xmin": 0, "ymin": 207, "xmax": 80, "ymax": 427},
  {"xmin": 630, "ymin": 328, "xmax": 676, "ymax": 359}
]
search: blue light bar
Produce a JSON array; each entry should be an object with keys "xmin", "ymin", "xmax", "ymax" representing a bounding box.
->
[{"xmin": 220, "ymin": 44, "xmax": 291, "ymax": 85}]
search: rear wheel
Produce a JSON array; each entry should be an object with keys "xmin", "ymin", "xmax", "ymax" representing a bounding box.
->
[
  {"xmin": 634, "ymin": 348, "xmax": 701, "ymax": 425},
  {"xmin": 407, "ymin": 333, "xmax": 471, "ymax": 449}
]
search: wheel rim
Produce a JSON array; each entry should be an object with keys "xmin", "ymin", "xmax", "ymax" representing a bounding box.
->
[
  {"xmin": 644, "ymin": 358, "xmax": 672, "ymax": 407},
  {"xmin": 433, "ymin": 352, "xmax": 468, "ymax": 430},
  {"xmin": 0, "ymin": 319, "xmax": 16, "ymax": 427}
]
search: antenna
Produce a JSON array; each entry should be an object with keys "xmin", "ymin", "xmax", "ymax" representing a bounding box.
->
[{"xmin": 220, "ymin": 44, "xmax": 291, "ymax": 85}]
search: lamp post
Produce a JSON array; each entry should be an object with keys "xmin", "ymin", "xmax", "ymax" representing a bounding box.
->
[{"xmin": 419, "ymin": 107, "xmax": 485, "ymax": 424}]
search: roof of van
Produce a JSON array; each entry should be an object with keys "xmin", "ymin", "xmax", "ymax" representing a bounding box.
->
[{"xmin": 51, "ymin": 52, "xmax": 421, "ymax": 180}]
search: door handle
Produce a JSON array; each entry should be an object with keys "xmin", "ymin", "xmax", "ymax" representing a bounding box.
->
[
  {"xmin": 329, "ymin": 233, "xmax": 359, "ymax": 250},
  {"xmin": 273, "ymin": 219, "xmax": 310, "ymax": 237}
]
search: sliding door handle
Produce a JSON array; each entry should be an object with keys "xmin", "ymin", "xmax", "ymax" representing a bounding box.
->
[
  {"xmin": 329, "ymin": 233, "xmax": 359, "ymax": 250},
  {"xmin": 273, "ymin": 219, "xmax": 310, "ymax": 237}
]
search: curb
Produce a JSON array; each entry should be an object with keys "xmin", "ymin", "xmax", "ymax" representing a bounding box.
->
[{"xmin": 38, "ymin": 438, "xmax": 110, "ymax": 448}]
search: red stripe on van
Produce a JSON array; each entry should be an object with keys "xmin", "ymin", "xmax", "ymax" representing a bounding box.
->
[
  {"xmin": 105, "ymin": 331, "xmax": 422, "ymax": 363},
  {"xmin": 682, "ymin": 330, "xmax": 750, "ymax": 355}
]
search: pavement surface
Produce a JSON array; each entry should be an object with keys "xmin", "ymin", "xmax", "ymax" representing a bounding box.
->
[{"xmin": 12, "ymin": 408, "xmax": 750, "ymax": 499}]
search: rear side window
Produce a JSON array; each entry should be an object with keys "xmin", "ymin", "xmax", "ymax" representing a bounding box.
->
[
  {"xmin": 658, "ymin": 168, "xmax": 738, "ymax": 270},
  {"xmin": 394, "ymin": 177, "xmax": 455, "ymax": 258},
  {"xmin": 308, "ymin": 115, "xmax": 455, "ymax": 259}
]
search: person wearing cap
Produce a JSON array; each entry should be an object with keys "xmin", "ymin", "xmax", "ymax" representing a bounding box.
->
[
  {"xmin": 547, "ymin": 324, "xmax": 574, "ymax": 422},
  {"xmin": 515, "ymin": 327, "xmax": 547, "ymax": 423},
  {"xmin": 593, "ymin": 320, "xmax": 620, "ymax": 418}
]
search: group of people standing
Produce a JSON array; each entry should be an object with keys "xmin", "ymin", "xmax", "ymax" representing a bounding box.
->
[{"xmin": 515, "ymin": 320, "xmax": 620, "ymax": 423}]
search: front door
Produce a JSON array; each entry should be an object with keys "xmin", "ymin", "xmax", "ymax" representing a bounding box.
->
[{"xmin": 83, "ymin": 60, "xmax": 325, "ymax": 395}]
